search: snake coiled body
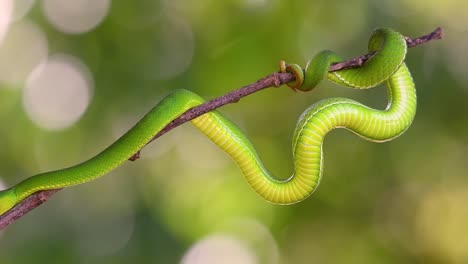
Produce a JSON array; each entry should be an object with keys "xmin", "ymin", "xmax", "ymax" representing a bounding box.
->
[{"xmin": 0, "ymin": 28, "xmax": 416, "ymax": 214}]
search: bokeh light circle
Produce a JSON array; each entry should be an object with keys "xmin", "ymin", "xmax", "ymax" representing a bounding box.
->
[
  {"xmin": 43, "ymin": 0, "xmax": 110, "ymax": 34},
  {"xmin": 0, "ymin": 20, "xmax": 48, "ymax": 86},
  {"xmin": 181, "ymin": 234, "xmax": 257, "ymax": 264},
  {"xmin": 23, "ymin": 54, "xmax": 92, "ymax": 130},
  {"xmin": 219, "ymin": 218, "xmax": 280, "ymax": 264},
  {"xmin": 0, "ymin": 0, "xmax": 13, "ymax": 44}
]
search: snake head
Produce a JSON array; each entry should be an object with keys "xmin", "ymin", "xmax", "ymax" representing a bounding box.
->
[{"xmin": 0, "ymin": 189, "xmax": 17, "ymax": 216}]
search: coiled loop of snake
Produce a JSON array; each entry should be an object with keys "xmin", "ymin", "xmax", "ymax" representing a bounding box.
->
[{"xmin": 0, "ymin": 28, "xmax": 416, "ymax": 215}]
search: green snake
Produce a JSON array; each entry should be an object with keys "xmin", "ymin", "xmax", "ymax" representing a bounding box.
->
[{"xmin": 0, "ymin": 28, "xmax": 416, "ymax": 215}]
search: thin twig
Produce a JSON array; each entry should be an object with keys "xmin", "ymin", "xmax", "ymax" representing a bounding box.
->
[{"xmin": 0, "ymin": 27, "xmax": 443, "ymax": 230}]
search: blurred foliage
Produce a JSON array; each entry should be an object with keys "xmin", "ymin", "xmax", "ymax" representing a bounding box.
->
[{"xmin": 0, "ymin": 0, "xmax": 467, "ymax": 263}]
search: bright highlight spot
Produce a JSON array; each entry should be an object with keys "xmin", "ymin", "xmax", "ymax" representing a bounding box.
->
[
  {"xmin": 181, "ymin": 235, "xmax": 257, "ymax": 264},
  {"xmin": 0, "ymin": 20, "xmax": 48, "ymax": 86},
  {"xmin": 23, "ymin": 55, "xmax": 92, "ymax": 130},
  {"xmin": 0, "ymin": 0, "xmax": 13, "ymax": 44},
  {"xmin": 43, "ymin": 0, "xmax": 110, "ymax": 34}
]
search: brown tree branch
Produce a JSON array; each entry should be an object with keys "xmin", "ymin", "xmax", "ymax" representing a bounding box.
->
[{"xmin": 0, "ymin": 27, "xmax": 443, "ymax": 230}]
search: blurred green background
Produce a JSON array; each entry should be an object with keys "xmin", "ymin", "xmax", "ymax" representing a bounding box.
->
[{"xmin": 0, "ymin": 0, "xmax": 467, "ymax": 263}]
